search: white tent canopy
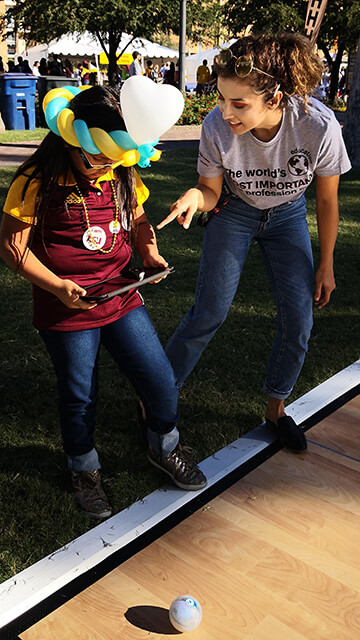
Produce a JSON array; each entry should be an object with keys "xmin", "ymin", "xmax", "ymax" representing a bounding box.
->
[{"xmin": 24, "ymin": 31, "xmax": 178, "ymax": 65}]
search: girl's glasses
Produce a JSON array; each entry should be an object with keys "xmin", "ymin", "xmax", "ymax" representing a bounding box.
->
[
  {"xmin": 79, "ymin": 148, "xmax": 114, "ymax": 170},
  {"xmin": 217, "ymin": 50, "xmax": 276, "ymax": 81}
]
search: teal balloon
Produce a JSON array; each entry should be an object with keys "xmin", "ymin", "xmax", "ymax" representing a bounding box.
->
[
  {"xmin": 138, "ymin": 143, "xmax": 155, "ymax": 157},
  {"xmin": 110, "ymin": 130, "xmax": 137, "ymax": 150},
  {"xmin": 64, "ymin": 86, "xmax": 82, "ymax": 96},
  {"xmin": 45, "ymin": 97, "xmax": 70, "ymax": 136},
  {"xmin": 73, "ymin": 119, "xmax": 100, "ymax": 154}
]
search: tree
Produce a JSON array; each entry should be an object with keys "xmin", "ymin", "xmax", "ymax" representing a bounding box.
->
[
  {"xmin": 155, "ymin": 1, "xmax": 227, "ymax": 50},
  {"xmin": 343, "ymin": 35, "xmax": 360, "ymax": 168},
  {"xmin": 225, "ymin": 0, "xmax": 360, "ymax": 102},
  {"xmin": 185, "ymin": 1, "xmax": 227, "ymax": 48},
  {"xmin": 2, "ymin": 0, "xmax": 181, "ymax": 85}
]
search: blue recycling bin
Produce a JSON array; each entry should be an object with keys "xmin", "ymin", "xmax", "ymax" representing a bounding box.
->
[{"xmin": 0, "ymin": 74, "xmax": 37, "ymax": 130}]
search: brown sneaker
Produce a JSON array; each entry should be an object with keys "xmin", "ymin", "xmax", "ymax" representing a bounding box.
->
[
  {"xmin": 70, "ymin": 470, "xmax": 112, "ymax": 519},
  {"xmin": 148, "ymin": 444, "xmax": 207, "ymax": 491}
]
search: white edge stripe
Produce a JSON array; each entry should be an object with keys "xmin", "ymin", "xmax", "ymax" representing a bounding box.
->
[{"xmin": 0, "ymin": 359, "xmax": 359, "ymax": 628}]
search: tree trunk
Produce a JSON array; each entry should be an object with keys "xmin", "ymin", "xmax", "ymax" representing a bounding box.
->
[
  {"xmin": 343, "ymin": 37, "xmax": 360, "ymax": 169},
  {"xmin": 107, "ymin": 38, "xmax": 119, "ymax": 87}
]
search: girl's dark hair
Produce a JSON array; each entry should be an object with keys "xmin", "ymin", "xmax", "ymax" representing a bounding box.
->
[
  {"xmin": 214, "ymin": 33, "xmax": 324, "ymax": 110},
  {"xmin": 13, "ymin": 85, "xmax": 137, "ymax": 247}
]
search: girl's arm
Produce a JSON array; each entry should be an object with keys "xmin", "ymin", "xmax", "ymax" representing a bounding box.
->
[
  {"xmin": 133, "ymin": 205, "xmax": 168, "ymax": 268},
  {"xmin": 157, "ymin": 173, "xmax": 224, "ymax": 230},
  {"xmin": 0, "ymin": 213, "xmax": 95, "ymax": 309},
  {"xmin": 314, "ymin": 175, "xmax": 339, "ymax": 309}
]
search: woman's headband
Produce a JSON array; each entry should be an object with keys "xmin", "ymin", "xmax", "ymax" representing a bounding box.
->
[{"xmin": 42, "ymin": 86, "xmax": 161, "ymax": 168}]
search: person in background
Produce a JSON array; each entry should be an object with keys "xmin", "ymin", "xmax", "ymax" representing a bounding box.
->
[
  {"xmin": 48, "ymin": 54, "xmax": 63, "ymax": 76},
  {"xmin": 64, "ymin": 59, "xmax": 74, "ymax": 78},
  {"xmin": 32, "ymin": 61, "xmax": 40, "ymax": 76},
  {"xmin": 39, "ymin": 58, "xmax": 49, "ymax": 76},
  {"xmin": 89, "ymin": 71, "xmax": 97, "ymax": 86},
  {"xmin": 208, "ymin": 64, "xmax": 218, "ymax": 92},
  {"xmin": 164, "ymin": 61, "xmax": 176, "ymax": 86},
  {"xmin": 145, "ymin": 60, "xmax": 157, "ymax": 82},
  {"xmin": 0, "ymin": 56, "xmax": 8, "ymax": 73},
  {"xmin": 81, "ymin": 60, "xmax": 90, "ymax": 85},
  {"xmin": 196, "ymin": 59, "xmax": 211, "ymax": 95},
  {"xmin": 14, "ymin": 56, "xmax": 26, "ymax": 73},
  {"xmin": 160, "ymin": 61, "xmax": 169, "ymax": 81},
  {"xmin": 22, "ymin": 59, "xmax": 33, "ymax": 74},
  {"xmin": 154, "ymin": 64, "xmax": 162, "ymax": 83},
  {"xmin": 73, "ymin": 63, "xmax": 83, "ymax": 86},
  {"xmin": 129, "ymin": 51, "xmax": 143, "ymax": 77},
  {"xmin": 157, "ymin": 33, "xmax": 351, "ymax": 454}
]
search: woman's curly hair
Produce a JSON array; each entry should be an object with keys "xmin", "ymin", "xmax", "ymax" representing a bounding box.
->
[{"xmin": 214, "ymin": 33, "xmax": 324, "ymax": 110}]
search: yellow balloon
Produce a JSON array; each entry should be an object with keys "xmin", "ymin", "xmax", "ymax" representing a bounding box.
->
[
  {"xmin": 150, "ymin": 149, "xmax": 162, "ymax": 162},
  {"xmin": 42, "ymin": 87, "xmax": 75, "ymax": 112},
  {"xmin": 90, "ymin": 127, "xmax": 125, "ymax": 161},
  {"xmin": 57, "ymin": 109, "xmax": 79, "ymax": 148},
  {"xmin": 121, "ymin": 149, "xmax": 141, "ymax": 166}
]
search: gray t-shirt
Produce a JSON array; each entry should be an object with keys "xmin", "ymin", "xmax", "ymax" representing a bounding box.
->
[{"xmin": 197, "ymin": 97, "xmax": 351, "ymax": 209}]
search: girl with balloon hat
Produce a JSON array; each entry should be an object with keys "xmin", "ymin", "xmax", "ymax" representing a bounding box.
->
[
  {"xmin": 157, "ymin": 33, "xmax": 351, "ymax": 453},
  {"xmin": 0, "ymin": 81, "xmax": 207, "ymax": 520}
]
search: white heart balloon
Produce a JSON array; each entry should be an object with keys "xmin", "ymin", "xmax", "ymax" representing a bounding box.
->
[{"xmin": 120, "ymin": 76, "xmax": 184, "ymax": 146}]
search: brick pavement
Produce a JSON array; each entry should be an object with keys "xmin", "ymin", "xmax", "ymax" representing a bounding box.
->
[{"xmin": 0, "ymin": 125, "xmax": 201, "ymax": 166}]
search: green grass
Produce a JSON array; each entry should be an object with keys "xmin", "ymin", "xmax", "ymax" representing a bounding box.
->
[
  {"xmin": 0, "ymin": 128, "xmax": 48, "ymax": 143},
  {"xmin": 0, "ymin": 150, "xmax": 359, "ymax": 583}
]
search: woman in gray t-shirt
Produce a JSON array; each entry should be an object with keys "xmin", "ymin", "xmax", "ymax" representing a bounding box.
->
[{"xmin": 157, "ymin": 33, "xmax": 351, "ymax": 453}]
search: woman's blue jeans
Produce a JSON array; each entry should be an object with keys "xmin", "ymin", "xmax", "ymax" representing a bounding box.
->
[
  {"xmin": 39, "ymin": 306, "xmax": 179, "ymax": 471},
  {"xmin": 166, "ymin": 193, "xmax": 314, "ymax": 400}
]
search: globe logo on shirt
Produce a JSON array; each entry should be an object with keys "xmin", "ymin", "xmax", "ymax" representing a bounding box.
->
[{"xmin": 287, "ymin": 154, "xmax": 309, "ymax": 176}]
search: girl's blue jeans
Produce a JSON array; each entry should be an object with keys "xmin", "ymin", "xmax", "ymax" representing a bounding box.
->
[
  {"xmin": 165, "ymin": 193, "xmax": 314, "ymax": 400},
  {"xmin": 39, "ymin": 306, "xmax": 179, "ymax": 471}
]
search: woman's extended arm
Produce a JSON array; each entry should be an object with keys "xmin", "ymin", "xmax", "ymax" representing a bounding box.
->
[
  {"xmin": 314, "ymin": 174, "xmax": 339, "ymax": 309},
  {"xmin": 133, "ymin": 205, "xmax": 168, "ymax": 269},
  {"xmin": 156, "ymin": 173, "xmax": 224, "ymax": 230},
  {"xmin": 0, "ymin": 213, "xmax": 95, "ymax": 309}
]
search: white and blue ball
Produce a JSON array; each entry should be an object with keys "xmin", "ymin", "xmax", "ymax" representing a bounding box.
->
[{"xmin": 169, "ymin": 595, "xmax": 202, "ymax": 632}]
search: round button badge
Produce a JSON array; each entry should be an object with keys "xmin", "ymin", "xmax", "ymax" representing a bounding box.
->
[
  {"xmin": 109, "ymin": 220, "xmax": 121, "ymax": 234},
  {"xmin": 82, "ymin": 226, "xmax": 107, "ymax": 251}
]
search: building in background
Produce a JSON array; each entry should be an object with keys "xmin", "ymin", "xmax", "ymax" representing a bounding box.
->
[{"xmin": 1, "ymin": 0, "xmax": 27, "ymax": 67}]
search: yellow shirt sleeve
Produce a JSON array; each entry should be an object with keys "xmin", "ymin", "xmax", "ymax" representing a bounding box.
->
[
  {"xmin": 133, "ymin": 169, "xmax": 149, "ymax": 207},
  {"xmin": 3, "ymin": 173, "xmax": 40, "ymax": 225}
]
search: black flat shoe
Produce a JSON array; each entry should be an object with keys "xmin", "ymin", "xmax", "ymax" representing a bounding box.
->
[{"xmin": 266, "ymin": 415, "xmax": 307, "ymax": 453}]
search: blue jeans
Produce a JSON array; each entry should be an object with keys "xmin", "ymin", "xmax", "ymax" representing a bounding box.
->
[
  {"xmin": 40, "ymin": 306, "xmax": 179, "ymax": 471},
  {"xmin": 166, "ymin": 193, "xmax": 314, "ymax": 400}
]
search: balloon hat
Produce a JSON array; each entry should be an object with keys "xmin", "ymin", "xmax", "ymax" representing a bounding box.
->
[{"xmin": 42, "ymin": 77, "xmax": 184, "ymax": 169}]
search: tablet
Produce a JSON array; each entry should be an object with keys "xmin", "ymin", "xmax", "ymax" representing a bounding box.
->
[{"xmin": 81, "ymin": 266, "xmax": 175, "ymax": 302}]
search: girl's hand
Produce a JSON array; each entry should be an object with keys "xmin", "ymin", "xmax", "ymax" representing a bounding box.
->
[
  {"xmin": 157, "ymin": 188, "xmax": 201, "ymax": 230},
  {"xmin": 54, "ymin": 279, "xmax": 97, "ymax": 310},
  {"xmin": 143, "ymin": 254, "xmax": 169, "ymax": 284},
  {"xmin": 314, "ymin": 265, "xmax": 336, "ymax": 309},
  {"xmin": 142, "ymin": 254, "xmax": 168, "ymax": 269}
]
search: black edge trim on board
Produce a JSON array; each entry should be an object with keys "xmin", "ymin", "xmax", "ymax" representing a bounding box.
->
[{"xmin": 2, "ymin": 382, "xmax": 358, "ymax": 640}]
